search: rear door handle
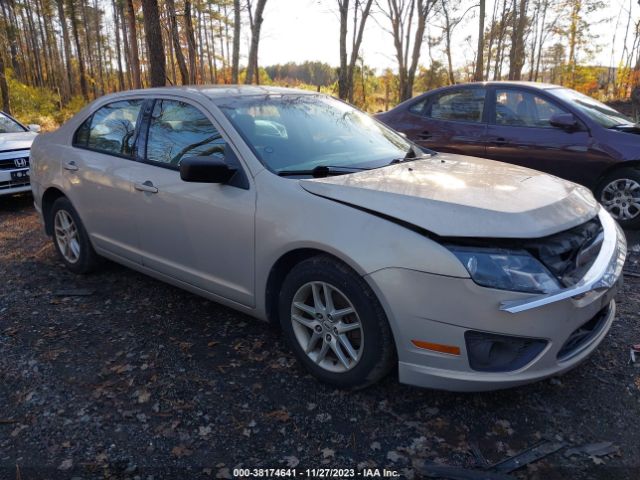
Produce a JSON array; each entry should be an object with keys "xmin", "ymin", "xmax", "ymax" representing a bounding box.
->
[
  {"xmin": 134, "ymin": 180, "xmax": 158, "ymax": 194},
  {"xmin": 63, "ymin": 161, "xmax": 79, "ymax": 171},
  {"xmin": 417, "ymin": 130, "xmax": 432, "ymax": 140},
  {"xmin": 492, "ymin": 137, "xmax": 508, "ymax": 145}
]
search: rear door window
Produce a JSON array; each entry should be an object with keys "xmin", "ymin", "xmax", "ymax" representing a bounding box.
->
[
  {"xmin": 427, "ymin": 88, "xmax": 486, "ymax": 123},
  {"xmin": 73, "ymin": 100, "xmax": 144, "ymax": 158},
  {"xmin": 144, "ymin": 100, "xmax": 226, "ymax": 168}
]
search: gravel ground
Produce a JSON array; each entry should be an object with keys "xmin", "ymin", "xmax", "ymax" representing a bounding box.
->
[{"xmin": 1, "ymin": 193, "xmax": 640, "ymax": 480}]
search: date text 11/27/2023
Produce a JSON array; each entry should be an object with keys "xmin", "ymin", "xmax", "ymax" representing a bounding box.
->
[{"xmin": 231, "ymin": 468, "xmax": 401, "ymax": 478}]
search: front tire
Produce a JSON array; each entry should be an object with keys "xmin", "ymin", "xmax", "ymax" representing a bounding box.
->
[
  {"xmin": 278, "ymin": 255, "xmax": 395, "ymax": 389},
  {"xmin": 50, "ymin": 197, "xmax": 99, "ymax": 274},
  {"xmin": 596, "ymin": 168, "xmax": 640, "ymax": 229}
]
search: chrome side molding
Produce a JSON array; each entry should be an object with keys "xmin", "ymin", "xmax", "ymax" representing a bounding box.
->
[{"xmin": 500, "ymin": 208, "xmax": 627, "ymax": 314}]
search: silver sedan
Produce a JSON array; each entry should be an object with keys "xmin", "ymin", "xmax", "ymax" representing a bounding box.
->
[{"xmin": 30, "ymin": 86, "xmax": 626, "ymax": 391}]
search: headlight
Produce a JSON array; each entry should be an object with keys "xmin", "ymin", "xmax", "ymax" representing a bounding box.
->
[{"xmin": 447, "ymin": 246, "xmax": 561, "ymax": 294}]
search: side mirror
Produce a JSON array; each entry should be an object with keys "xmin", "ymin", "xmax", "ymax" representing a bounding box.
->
[
  {"xmin": 549, "ymin": 113, "xmax": 578, "ymax": 131},
  {"xmin": 180, "ymin": 156, "xmax": 237, "ymax": 183},
  {"xmin": 28, "ymin": 124, "xmax": 41, "ymax": 133}
]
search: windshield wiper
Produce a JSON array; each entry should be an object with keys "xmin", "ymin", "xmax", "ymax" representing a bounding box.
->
[{"xmin": 277, "ymin": 165, "xmax": 370, "ymax": 178}]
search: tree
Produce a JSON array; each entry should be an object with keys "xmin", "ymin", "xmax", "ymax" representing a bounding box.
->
[
  {"xmin": 378, "ymin": 0, "xmax": 437, "ymax": 101},
  {"xmin": 474, "ymin": 0, "xmax": 485, "ymax": 81},
  {"xmin": 165, "ymin": 0, "xmax": 189, "ymax": 84},
  {"xmin": 0, "ymin": 51, "xmax": 10, "ymax": 114},
  {"xmin": 560, "ymin": 0, "xmax": 606, "ymax": 88},
  {"xmin": 337, "ymin": 0, "xmax": 373, "ymax": 101},
  {"xmin": 507, "ymin": 0, "xmax": 528, "ymax": 80},
  {"xmin": 141, "ymin": 0, "xmax": 166, "ymax": 87},
  {"xmin": 68, "ymin": 0, "xmax": 89, "ymax": 99},
  {"xmin": 245, "ymin": 0, "xmax": 268, "ymax": 85},
  {"xmin": 184, "ymin": 0, "xmax": 197, "ymax": 83},
  {"xmin": 232, "ymin": 0, "xmax": 241, "ymax": 83},
  {"xmin": 125, "ymin": 0, "xmax": 142, "ymax": 88}
]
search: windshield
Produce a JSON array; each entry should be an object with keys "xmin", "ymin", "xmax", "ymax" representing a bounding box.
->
[
  {"xmin": 216, "ymin": 94, "xmax": 417, "ymax": 174},
  {"xmin": 548, "ymin": 88, "xmax": 634, "ymax": 128},
  {"xmin": 0, "ymin": 112, "xmax": 27, "ymax": 134}
]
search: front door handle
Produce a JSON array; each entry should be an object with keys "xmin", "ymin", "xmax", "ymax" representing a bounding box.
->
[
  {"xmin": 63, "ymin": 161, "xmax": 79, "ymax": 171},
  {"xmin": 492, "ymin": 137, "xmax": 508, "ymax": 145},
  {"xmin": 417, "ymin": 130, "xmax": 432, "ymax": 140},
  {"xmin": 134, "ymin": 180, "xmax": 158, "ymax": 194}
]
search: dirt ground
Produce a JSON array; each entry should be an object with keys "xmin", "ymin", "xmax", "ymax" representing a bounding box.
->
[{"xmin": 1, "ymin": 193, "xmax": 640, "ymax": 480}]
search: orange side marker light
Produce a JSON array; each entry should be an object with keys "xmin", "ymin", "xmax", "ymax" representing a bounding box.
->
[{"xmin": 411, "ymin": 340, "xmax": 461, "ymax": 356}]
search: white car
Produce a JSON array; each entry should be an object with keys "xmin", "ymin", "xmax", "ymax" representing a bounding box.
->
[
  {"xmin": 0, "ymin": 111, "xmax": 40, "ymax": 196},
  {"xmin": 30, "ymin": 87, "xmax": 626, "ymax": 391}
]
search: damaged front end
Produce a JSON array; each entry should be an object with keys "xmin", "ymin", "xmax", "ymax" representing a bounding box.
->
[{"xmin": 443, "ymin": 208, "xmax": 626, "ymax": 314}]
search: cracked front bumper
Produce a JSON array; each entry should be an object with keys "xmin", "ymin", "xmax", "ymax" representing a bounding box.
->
[{"xmin": 366, "ymin": 209, "xmax": 626, "ymax": 392}]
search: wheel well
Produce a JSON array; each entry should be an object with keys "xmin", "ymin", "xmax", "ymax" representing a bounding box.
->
[
  {"xmin": 264, "ymin": 248, "xmax": 350, "ymax": 326},
  {"xmin": 595, "ymin": 161, "xmax": 640, "ymax": 190},
  {"xmin": 41, "ymin": 187, "xmax": 66, "ymax": 235}
]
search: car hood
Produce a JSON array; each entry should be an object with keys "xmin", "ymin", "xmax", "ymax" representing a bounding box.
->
[
  {"xmin": 299, "ymin": 153, "xmax": 599, "ymax": 238},
  {"xmin": 0, "ymin": 131, "xmax": 37, "ymax": 151}
]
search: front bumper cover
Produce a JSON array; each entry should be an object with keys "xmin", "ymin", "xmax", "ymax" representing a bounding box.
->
[{"xmin": 366, "ymin": 208, "xmax": 626, "ymax": 392}]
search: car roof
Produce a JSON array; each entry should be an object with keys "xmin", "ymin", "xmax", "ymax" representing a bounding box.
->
[
  {"xmin": 468, "ymin": 80, "xmax": 561, "ymax": 90},
  {"xmin": 95, "ymin": 85, "xmax": 316, "ymax": 104}
]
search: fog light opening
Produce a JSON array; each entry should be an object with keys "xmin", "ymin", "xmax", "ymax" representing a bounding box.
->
[{"xmin": 465, "ymin": 331, "xmax": 547, "ymax": 372}]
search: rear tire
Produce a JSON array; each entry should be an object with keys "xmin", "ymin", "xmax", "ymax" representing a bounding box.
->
[
  {"xmin": 50, "ymin": 197, "xmax": 100, "ymax": 274},
  {"xmin": 278, "ymin": 255, "xmax": 395, "ymax": 390},
  {"xmin": 595, "ymin": 168, "xmax": 640, "ymax": 229}
]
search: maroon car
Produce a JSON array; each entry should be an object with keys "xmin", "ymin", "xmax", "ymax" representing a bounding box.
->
[{"xmin": 376, "ymin": 81, "xmax": 640, "ymax": 228}]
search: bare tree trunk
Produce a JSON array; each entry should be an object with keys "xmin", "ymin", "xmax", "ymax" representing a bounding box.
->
[
  {"xmin": 232, "ymin": 0, "xmax": 241, "ymax": 83},
  {"xmin": 165, "ymin": 0, "xmax": 189, "ymax": 84},
  {"xmin": 197, "ymin": 7, "xmax": 205, "ymax": 82},
  {"xmin": 126, "ymin": 0, "xmax": 142, "ymax": 88},
  {"xmin": 141, "ymin": 0, "xmax": 166, "ymax": 87},
  {"xmin": 113, "ymin": 0, "xmax": 125, "ymax": 90},
  {"xmin": 68, "ymin": 0, "xmax": 88, "ymax": 99},
  {"xmin": 338, "ymin": 0, "xmax": 349, "ymax": 99},
  {"xmin": 508, "ymin": 0, "xmax": 527, "ymax": 80},
  {"xmin": 0, "ymin": 53, "xmax": 11, "ymax": 114},
  {"xmin": 441, "ymin": 0, "xmax": 455, "ymax": 84},
  {"xmin": 484, "ymin": 0, "xmax": 497, "ymax": 78},
  {"xmin": 245, "ymin": 0, "xmax": 267, "ymax": 84},
  {"xmin": 347, "ymin": 0, "xmax": 373, "ymax": 102},
  {"xmin": 474, "ymin": 0, "xmax": 485, "ymax": 81},
  {"xmin": 184, "ymin": 0, "xmax": 197, "ymax": 83}
]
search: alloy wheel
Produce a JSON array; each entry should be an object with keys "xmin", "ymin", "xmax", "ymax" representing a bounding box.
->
[
  {"xmin": 600, "ymin": 178, "xmax": 640, "ymax": 221},
  {"xmin": 290, "ymin": 281, "xmax": 364, "ymax": 373},
  {"xmin": 54, "ymin": 209, "xmax": 81, "ymax": 264}
]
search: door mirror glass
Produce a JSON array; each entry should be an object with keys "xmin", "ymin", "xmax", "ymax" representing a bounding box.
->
[
  {"xmin": 180, "ymin": 156, "xmax": 237, "ymax": 183},
  {"xmin": 549, "ymin": 113, "xmax": 579, "ymax": 130},
  {"xmin": 28, "ymin": 124, "xmax": 41, "ymax": 133}
]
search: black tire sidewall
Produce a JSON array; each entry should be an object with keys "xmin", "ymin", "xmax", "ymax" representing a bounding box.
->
[
  {"xmin": 50, "ymin": 197, "xmax": 97, "ymax": 274},
  {"xmin": 278, "ymin": 256, "xmax": 395, "ymax": 389},
  {"xmin": 596, "ymin": 168, "xmax": 640, "ymax": 229}
]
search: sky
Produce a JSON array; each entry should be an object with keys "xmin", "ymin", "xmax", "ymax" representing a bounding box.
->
[{"xmin": 254, "ymin": 0, "xmax": 640, "ymax": 74}]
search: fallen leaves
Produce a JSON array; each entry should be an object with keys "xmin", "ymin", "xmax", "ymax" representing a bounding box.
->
[
  {"xmin": 136, "ymin": 389, "xmax": 151, "ymax": 404},
  {"xmin": 266, "ymin": 409, "xmax": 290, "ymax": 422},
  {"xmin": 110, "ymin": 364, "xmax": 135, "ymax": 374},
  {"xmin": 57, "ymin": 459, "xmax": 73, "ymax": 471},
  {"xmin": 171, "ymin": 445, "xmax": 193, "ymax": 458}
]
